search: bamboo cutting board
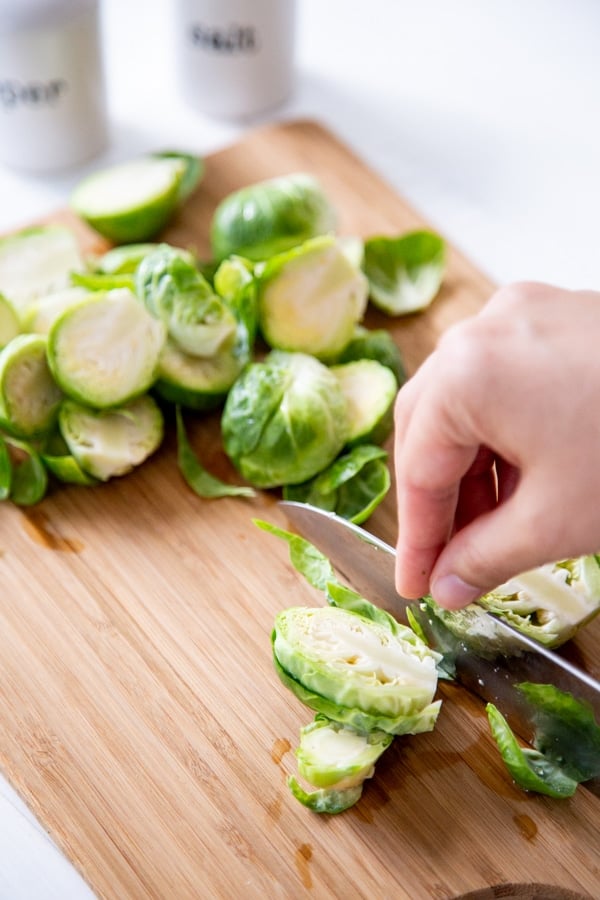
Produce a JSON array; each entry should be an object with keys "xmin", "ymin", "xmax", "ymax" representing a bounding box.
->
[{"xmin": 1, "ymin": 120, "xmax": 599, "ymax": 900}]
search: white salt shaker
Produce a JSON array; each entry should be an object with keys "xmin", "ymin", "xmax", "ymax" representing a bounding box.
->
[
  {"xmin": 0, "ymin": 0, "xmax": 108, "ymax": 173},
  {"xmin": 173, "ymin": 0, "xmax": 297, "ymax": 120}
]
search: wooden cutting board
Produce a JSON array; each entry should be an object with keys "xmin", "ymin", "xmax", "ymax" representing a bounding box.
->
[{"xmin": 1, "ymin": 120, "xmax": 599, "ymax": 900}]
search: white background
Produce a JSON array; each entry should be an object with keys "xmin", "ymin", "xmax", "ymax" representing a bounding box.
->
[{"xmin": 0, "ymin": 1, "xmax": 599, "ymax": 896}]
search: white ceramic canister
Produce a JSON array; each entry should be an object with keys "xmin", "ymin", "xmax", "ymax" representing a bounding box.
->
[
  {"xmin": 174, "ymin": 0, "xmax": 297, "ymax": 120},
  {"xmin": 0, "ymin": 0, "xmax": 108, "ymax": 173}
]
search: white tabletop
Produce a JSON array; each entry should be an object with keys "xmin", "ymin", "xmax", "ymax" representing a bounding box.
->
[{"xmin": 1, "ymin": 1, "xmax": 599, "ymax": 896}]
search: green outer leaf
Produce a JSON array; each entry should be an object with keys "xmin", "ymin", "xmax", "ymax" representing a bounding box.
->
[
  {"xmin": 0, "ymin": 434, "xmax": 12, "ymax": 499},
  {"xmin": 42, "ymin": 453, "xmax": 99, "ymax": 486},
  {"xmin": 152, "ymin": 151, "xmax": 204, "ymax": 203},
  {"xmin": 175, "ymin": 406, "xmax": 254, "ymax": 499},
  {"xmin": 253, "ymin": 519, "xmax": 336, "ymax": 591},
  {"xmin": 7, "ymin": 439, "xmax": 48, "ymax": 506},
  {"xmin": 273, "ymin": 645, "xmax": 441, "ymax": 736},
  {"xmin": 71, "ymin": 272, "xmax": 135, "ymax": 292},
  {"xmin": 283, "ymin": 445, "xmax": 390, "ymax": 525},
  {"xmin": 517, "ymin": 682, "xmax": 600, "ymax": 782},
  {"xmin": 363, "ymin": 230, "xmax": 445, "ymax": 316},
  {"xmin": 287, "ymin": 775, "xmax": 363, "ymax": 814},
  {"xmin": 486, "ymin": 703, "xmax": 578, "ymax": 798}
]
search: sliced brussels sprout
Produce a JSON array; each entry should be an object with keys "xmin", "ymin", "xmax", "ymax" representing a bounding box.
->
[
  {"xmin": 0, "ymin": 334, "xmax": 62, "ymax": 438},
  {"xmin": 0, "ymin": 225, "xmax": 84, "ymax": 319},
  {"xmin": 331, "ymin": 359, "xmax": 397, "ymax": 447},
  {"xmin": 136, "ymin": 245, "xmax": 237, "ymax": 358},
  {"xmin": 0, "ymin": 293, "xmax": 20, "ymax": 349},
  {"xmin": 155, "ymin": 331, "xmax": 249, "ymax": 411},
  {"xmin": 59, "ymin": 395, "xmax": 164, "ymax": 481},
  {"xmin": 273, "ymin": 605, "xmax": 440, "ymax": 729},
  {"xmin": 477, "ymin": 557, "xmax": 600, "ymax": 647},
  {"xmin": 334, "ymin": 325, "xmax": 406, "ymax": 387},
  {"xmin": 287, "ymin": 775, "xmax": 363, "ymax": 814},
  {"xmin": 47, "ymin": 289, "xmax": 166, "ymax": 408},
  {"xmin": 222, "ymin": 351, "xmax": 349, "ymax": 488},
  {"xmin": 210, "ymin": 172, "xmax": 337, "ymax": 262},
  {"xmin": 363, "ymin": 230, "xmax": 445, "ymax": 315},
  {"xmin": 257, "ymin": 236, "xmax": 368, "ymax": 361},
  {"xmin": 70, "ymin": 155, "xmax": 189, "ymax": 244},
  {"xmin": 22, "ymin": 286, "xmax": 90, "ymax": 334},
  {"xmin": 296, "ymin": 715, "xmax": 392, "ymax": 789},
  {"xmin": 283, "ymin": 444, "xmax": 390, "ymax": 525}
]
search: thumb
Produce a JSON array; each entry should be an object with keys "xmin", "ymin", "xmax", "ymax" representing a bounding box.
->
[{"xmin": 428, "ymin": 494, "xmax": 557, "ymax": 609}]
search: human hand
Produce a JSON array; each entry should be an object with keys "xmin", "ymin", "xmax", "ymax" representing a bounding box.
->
[{"xmin": 394, "ymin": 281, "xmax": 600, "ymax": 609}]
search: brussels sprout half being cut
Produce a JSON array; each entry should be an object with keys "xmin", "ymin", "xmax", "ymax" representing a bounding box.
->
[
  {"xmin": 331, "ymin": 359, "xmax": 397, "ymax": 447},
  {"xmin": 257, "ymin": 236, "xmax": 369, "ymax": 362},
  {"xmin": 222, "ymin": 351, "xmax": 349, "ymax": 488},
  {"xmin": 210, "ymin": 172, "xmax": 337, "ymax": 262}
]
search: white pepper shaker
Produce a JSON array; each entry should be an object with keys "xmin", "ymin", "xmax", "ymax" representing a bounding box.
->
[
  {"xmin": 173, "ymin": 0, "xmax": 297, "ymax": 120},
  {"xmin": 0, "ymin": 0, "xmax": 108, "ymax": 173}
]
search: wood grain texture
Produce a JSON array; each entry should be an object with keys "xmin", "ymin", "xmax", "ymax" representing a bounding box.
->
[{"xmin": 1, "ymin": 120, "xmax": 599, "ymax": 900}]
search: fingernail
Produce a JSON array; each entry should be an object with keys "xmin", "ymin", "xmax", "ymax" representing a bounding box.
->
[{"xmin": 431, "ymin": 574, "xmax": 481, "ymax": 609}]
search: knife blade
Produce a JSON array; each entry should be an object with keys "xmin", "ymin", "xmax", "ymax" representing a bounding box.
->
[{"xmin": 279, "ymin": 500, "xmax": 600, "ymax": 791}]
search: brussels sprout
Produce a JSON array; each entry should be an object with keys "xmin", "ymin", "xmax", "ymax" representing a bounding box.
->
[
  {"xmin": 477, "ymin": 557, "xmax": 600, "ymax": 647},
  {"xmin": 257, "ymin": 236, "xmax": 369, "ymax": 361},
  {"xmin": 59, "ymin": 395, "xmax": 164, "ymax": 481},
  {"xmin": 296, "ymin": 715, "xmax": 392, "ymax": 789},
  {"xmin": 47, "ymin": 289, "xmax": 166, "ymax": 409},
  {"xmin": 363, "ymin": 230, "xmax": 445, "ymax": 316},
  {"xmin": 70, "ymin": 155, "xmax": 192, "ymax": 244},
  {"xmin": 330, "ymin": 359, "xmax": 397, "ymax": 446},
  {"xmin": 0, "ymin": 226, "xmax": 84, "ymax": 319},
  {"xmin": 222, "ymin": 351, "xmax": 349, "ymax": 488},
  {"xmin": 0, "ymin": 334, "xmax": 62, "ymax": 438},
  {"xmin": 210, "ymin": 172, "xmax": 337, "ymax": 262},
  {"xmin": 334, "ymin": 325, "xmax": 406, "ymax": 387},
  {"xmin": 273, "ymin": 605, "xmax": 440, "ymax": 733},
  {"xmin": 136, "ymin": 245, "xmax": 237, "ymax": 358},
  {"xmin": 283, "ymin": 444, "xmax": 390, "ymax": 524}
]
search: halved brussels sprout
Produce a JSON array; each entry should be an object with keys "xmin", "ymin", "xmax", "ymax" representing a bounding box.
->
[
  {"xmin": 331, "ymin": 359, "xmax": 397, "ymax": 446},
  {"xmin": 47, "ymin": 289, "xmax": 166, "ymax": 408},
  {"xmin": 210, "ymin": 172, "xmax": 337, "ymax": 262},
  {"xmin": 59, "ymin": 394, "xmax": 164, "ymax": 481},
  {"xmin": 135, "ymin": 245, "xmax": 237, "ymax": 358},
  {"xmin": 222, "ymin": 351, "xmax": 349, "ymax": 488},
  {"xmin": 0, "ymin": 225, "xmax": 84, "ymax": 319},
  {"xmin": 0, "ymin": 334, "xmax": 62, "ymax": 438},
  {"xmin": 257, "ymin": 236, "xmax": 369, "ymax": 361}
]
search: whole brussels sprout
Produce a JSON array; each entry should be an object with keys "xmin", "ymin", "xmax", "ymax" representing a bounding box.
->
[
  {"xmin": 210, "ymin": 173, "xmax": 337, "ymax": 262},
  {"xmin": 222, "ymin": 351, "xmax": 348, "ymax": 488}
]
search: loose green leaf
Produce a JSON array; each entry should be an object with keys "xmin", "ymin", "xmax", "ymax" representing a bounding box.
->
[
  {"xmin": 253, "ymin": 519, "xmax": 336, "ymax": 590},
  {"xmin": 7, "ymin": 439, "xmax": 48, "ymax": 506},
  {"xmin": 71, "ymin": 272, "xmax": 135, "ymax": 292},
  {"xmin": 486, "ymin": 703, "xmax": 578, "ymax": 798},
  {"xmin": 517, "ymin": 682, "xmax": 600, "ymax": 782},
  {"xmin": 363, "ymin": 230, "xmax": 445, "ymax": 315},
  {"xmin": 287, "ymin": 775, "xmax": 363, "ymax": 814},
  {"xmin": 176, "ymin": 406, "xmax": 254, "ymax": 499}
]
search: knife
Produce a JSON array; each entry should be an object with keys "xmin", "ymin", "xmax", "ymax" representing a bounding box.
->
[{"xmin": 279, "ymin": 500, "xmax": 600, "ymax": 791}]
